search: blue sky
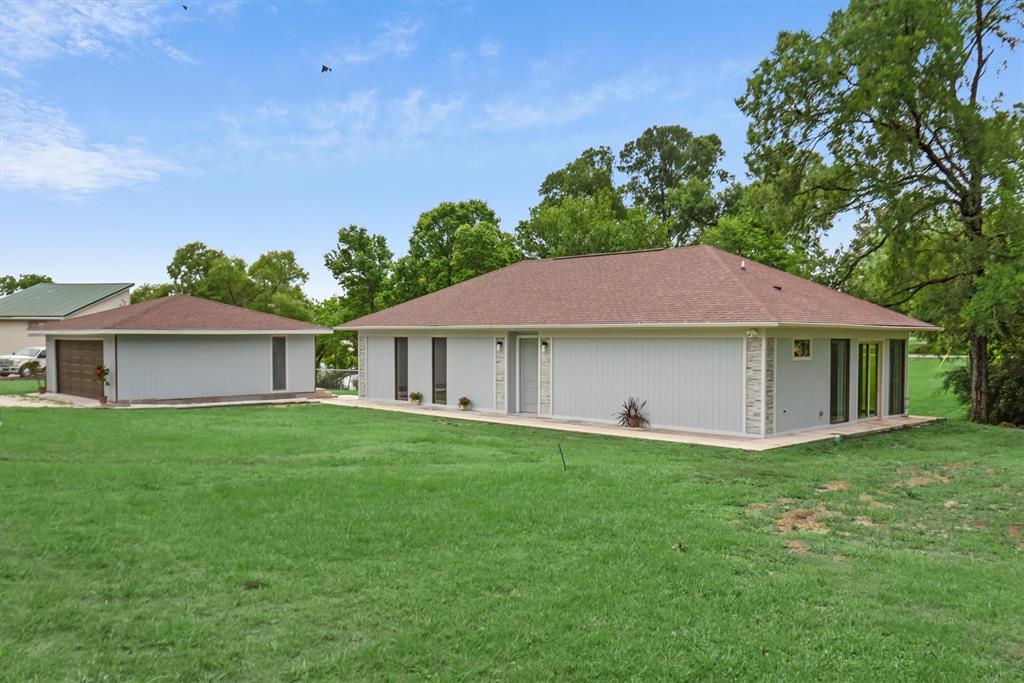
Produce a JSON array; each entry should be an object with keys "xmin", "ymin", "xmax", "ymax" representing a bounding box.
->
[{"xmin": 0, "ymin": 0, "xmax": 850, "ymax": 299}]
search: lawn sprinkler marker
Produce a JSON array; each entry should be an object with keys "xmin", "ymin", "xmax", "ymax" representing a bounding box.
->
[{"xmin": 557, "ymin": 443, "xmax": 567, "ymax": 470}]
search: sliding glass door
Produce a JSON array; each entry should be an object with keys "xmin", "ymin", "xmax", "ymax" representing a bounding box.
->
[
  {"xmin": 830, "ymin": 339, "xmax": 850, "ymax": 424},
  {"xmin": 858, "ymin": 342, "xmax": 879, "ymax": 418},
  {"xmin": 394, "ymin": 337, "xmax": 408, "ymax": 400},
  {"xmin": 888, "ymin": 339, "xmax": 906, "ymax": 415}
]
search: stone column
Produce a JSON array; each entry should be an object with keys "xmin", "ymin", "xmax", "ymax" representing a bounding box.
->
[
  {"xmin": 539, "ymin": 337, "xmax": 553, "ymax": 416},
  {"xmin": 765, "ymin": 337, "xmax": 776, "ymax": 435},
  {"xmin": 495, "ymin": 336, "xmax": 506, "ymax": 413},
  {"xmin": 745, "ymin": 335, "xmax": 763, "ymax": 435}
]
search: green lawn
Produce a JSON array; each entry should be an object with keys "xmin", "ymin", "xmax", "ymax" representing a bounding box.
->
[
  {"xmin": 1, "ymin": 360, "xmax": 1021, "ymax": 679},
  {"xmin": 0, "ymin": 379, "xmax": 36, "ymax": 395}
]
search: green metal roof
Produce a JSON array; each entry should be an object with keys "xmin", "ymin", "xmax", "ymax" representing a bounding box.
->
[{"xmin": 0, "ymin": 283, "xmax": 133, "ymax": 318}]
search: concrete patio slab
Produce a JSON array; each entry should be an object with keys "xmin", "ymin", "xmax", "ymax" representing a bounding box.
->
[{"xmin": 320, "ymin": 396, "xmax": 942, "ymax": 451}]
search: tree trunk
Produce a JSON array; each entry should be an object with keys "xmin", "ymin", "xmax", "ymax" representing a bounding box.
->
[{"xmin": 969, "ymin": 331, "xmax": 989, "ymax": 423}]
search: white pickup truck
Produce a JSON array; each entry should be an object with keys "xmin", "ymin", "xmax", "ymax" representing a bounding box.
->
[{"xmin": 0, "ymin": 346, "xmax": 47, "ymax": 377}]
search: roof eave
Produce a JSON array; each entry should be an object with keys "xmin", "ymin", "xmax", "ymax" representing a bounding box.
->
[
  {"xmin": 339, "ymin": 321, "xmax": 941, "ymax": 332},
  {"xmin": 30, "ymin": 328, "xmax": 333, "ymax": 336}
]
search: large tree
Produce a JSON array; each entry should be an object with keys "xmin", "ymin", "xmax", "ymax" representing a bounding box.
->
[
  {"xmin": 394, "ymin": 200, "xmax": 519, "ymax": 299},
  {"xmin": 538, "ymin": 145, "xmax": 624, "ymax": 209},
  {"xmin": 618, "ymin": 125, "xmax": 732, "ymax": 245},
  {"xmin": 738, "ymin": 0, "xmax": 1023, "ymax": 423},
  {"xmin": 323, "ymin": 225, "xmax": 394, "ymax": 318}
]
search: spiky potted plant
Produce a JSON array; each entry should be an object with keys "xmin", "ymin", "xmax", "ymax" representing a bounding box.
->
[
  {"xmin": 22, "ymin": 360, "xmax": 45, "ymax": 393},
  {"xmin": 457, "ymin": 396, "xmax": 471, "ymax": 411},
  {"xmin": 616, "ymin": 397, "xmax": 649, "ymax": 429},
  {"xmin": 94, "ymin": 365, "xmax": 111, "ymax": 404},
  {"xmin": 409, "ymin": 391, "xmax": 423, "ymax": 406}
]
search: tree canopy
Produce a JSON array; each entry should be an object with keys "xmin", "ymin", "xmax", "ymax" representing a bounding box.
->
[{"xmin": 0, "ymin": 273, "xmax": 53, "ymax": 296}]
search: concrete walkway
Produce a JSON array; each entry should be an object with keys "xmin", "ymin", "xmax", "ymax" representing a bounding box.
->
[{"xmin": 320, "ymin": 396, "xmax": 941, "ymax": 451}]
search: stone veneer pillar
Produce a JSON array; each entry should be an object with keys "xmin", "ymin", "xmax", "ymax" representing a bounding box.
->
[
  {"xmin": 539, "ymin": 337, "xmax": 552, "ymax": 416},
  {"xmin": 765, "ymin": 337, "xmax": 776, "ymax": 435},
  {"xmin": 495, "ymin": 336, "xmax": 506, "ymax": 413},
  {"xmin": 745, "ymin": 335, "xmax": 763, "ymax": 435},
  {"xmin": 357, "ymin": 333, "xmax": 367, "ymax": 399}
]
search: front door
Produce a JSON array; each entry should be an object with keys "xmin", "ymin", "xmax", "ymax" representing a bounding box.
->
[
  {"xmin": 858, "ymin": 342, "xmax": 879, "ymax": 419},
  {"xmin": 518, "ymin": 337, "xmax": 538, "ymax": 413}
]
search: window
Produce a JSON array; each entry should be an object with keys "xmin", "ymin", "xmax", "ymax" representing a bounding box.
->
[
  {"xmin": 888, "ymin": 339, "xmax": 906, "ymax": 415},
  {"xmin": 394, "ymin": 337, "xmax": 408, "ymax": 400},
  {"xmin": 793, "ymin": 339, "xmax": 811, "ymax": 360},
  {"xmin": 432, "ymin": 337, "xmax": 447, "ymax": 404},
  {"xmin": 858, "ymin": 342, "xmax": 879, "ymax": 418},
  {"xmin": 272, "ymin": 337, "xmax": 287, "ymax": 391}
]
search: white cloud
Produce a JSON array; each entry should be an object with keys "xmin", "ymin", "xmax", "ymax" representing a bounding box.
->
[
  {"xmin": 484, "ymin": 72, "xmax": 661, "ymax": 130},
  {"xmin": 478, "ymin": 40, "xmax": 501, "ymax": 58},
  {"xmin": 0, "ymin": 1, "xmax": 194, "ymax": 73},
  {"xmin": 397, "ymin": 89, "xmax": 464, "ymax": 138},
  {"xmin": 341, "ymin": 18, "xmax": 420, "ymax": 64},
  {"xmin": 0, "ymin": 88, "xmax": 176, "ymax": 193}
]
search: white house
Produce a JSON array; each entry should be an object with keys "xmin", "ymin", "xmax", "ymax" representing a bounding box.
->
[
  {"xmin": 33, "ymin": 295, "xmax": 331, "ymax": 404},
  {"xmin": 341, "ymin": 246, "xmax": 938, "ymax": 439}
]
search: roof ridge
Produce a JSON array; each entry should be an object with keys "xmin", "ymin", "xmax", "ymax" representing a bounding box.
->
[
  {"xmin": 548, "ymin": 247, "xmax": 670, "ymax": 261},
  {"xmin": 706, "ymin": 247, "xmax": 774, "ymax": 321}
]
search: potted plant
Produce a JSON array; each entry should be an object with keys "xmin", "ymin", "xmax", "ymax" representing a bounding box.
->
[
  {"xmin": 22, "ymin": 360, "xmax": 45, "ymax": 393},
  {"xmin": 615, "ymin": 397, "xmax": 650, "ymax": 429},
  {"xmin": 457, "ymin": 396, "xmax": 471, "ymax": 411},
  {"xmin": 94, "ymin": 365, "xmax": 111, "ymax": 404},
  {"xmin": 409, "ymin": 391, "xmax": 423, "ymax": 406}
]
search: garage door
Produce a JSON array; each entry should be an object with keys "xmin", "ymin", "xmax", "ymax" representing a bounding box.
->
[{"xmin": 56, "ymin": 340, "xmax": 104, "ymax": 398}]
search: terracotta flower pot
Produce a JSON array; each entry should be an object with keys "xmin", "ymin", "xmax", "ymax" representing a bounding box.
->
[
  {"xmin": 627, "ymin": 415, "xmax": 641, "ymax": 428},
  {"xmin": 37, "ymin": 387, "xmax": 46, "ymax": 394},
  {"xmin": 98, "ymin": 395, "xmax": 108, "ymax": 405}
]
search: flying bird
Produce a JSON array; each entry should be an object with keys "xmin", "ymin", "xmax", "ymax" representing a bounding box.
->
[
  {"xmin": 182, "ymin": 4, "xmax": 188, "ymax": 9},
  {"xmin": 321, "ymin": 65, "xmax": 333, "ymax": 73}
]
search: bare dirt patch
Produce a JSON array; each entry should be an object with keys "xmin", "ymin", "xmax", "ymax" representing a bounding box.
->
[
  {"xmin": 944, "ymin": 500, "xmax": 960, "ymax": 509},
  {"xmin": 1007, "ymin": 525, "xmax": 1022, "ymax": 539},
  {"xmin": 746, "ymin": 503, "xmax": 773, "ymax": 514},
  {"xmin": 896, "ymin": 467, "xmax": 949, "ymax": 487},
  {"xmin": 859, "ymin": 493, "xmax": 895, "ymax": 509},
  {"xmin": 942, "ymin": 462, "xmax": 969, "ymax": 470},
  {"xmin": 832, "ymin": 554, "xmax": 847, "ymax": 562},
  {"xmin": 854, "ymin": 516, "xmax": 876, "ymax": 527},
  {"xmin": 786, "ymin": 539, "xmax": 810, "ymax": 555},
  {"xmin": 815, "ymin": 480, "xmax": 850, "ymax": 493},
  {"xmin": 776, "ymin": 506, "xmax": 839, "ymax": 534}
]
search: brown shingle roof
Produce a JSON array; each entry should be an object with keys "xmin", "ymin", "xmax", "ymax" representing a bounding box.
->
[
  {"xmin": 34, "ymin": 295, "xmax": 329, "ymax": 333},
  {"xmin": 341, "ymin": 246, "xmax": 937, "ymax": 330}
]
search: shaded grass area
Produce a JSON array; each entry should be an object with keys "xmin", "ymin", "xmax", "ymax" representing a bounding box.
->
[
  {"xmin": 0, "ymin": 379, "xmax": 36, "ymax": 395},
  {"xmin": 0, "ymin": 362, "xmax": 1021, "ymax": 680},
  {"xmin": 908, "ymin": 357, "xmax": 965, "ymax": 419}
]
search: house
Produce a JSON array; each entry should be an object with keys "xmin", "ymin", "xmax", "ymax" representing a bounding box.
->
[
  {"xmin": 0, "ymin": 282, "xmax": 132, "ymax": 355},
  {"xmin": 340, "ymin": 246, "xmax": 938, "ymax": 439},
  {"xmin": 32, "ymin": 295, "xmax": 331, "ymax": 404}
]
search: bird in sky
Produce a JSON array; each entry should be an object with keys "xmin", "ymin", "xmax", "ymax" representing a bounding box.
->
[
  {"xmin": 182, "ymin": 4, "xmax": 188, "ymax": 9},
  {"xmin": 321, "ymin": 65, "xmax": 333, "ymax": 73}
]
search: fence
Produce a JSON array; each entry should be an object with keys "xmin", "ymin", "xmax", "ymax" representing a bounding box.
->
[{"xmin": 316, "ymin": 368, "xmax": 358, "ymax": 391}]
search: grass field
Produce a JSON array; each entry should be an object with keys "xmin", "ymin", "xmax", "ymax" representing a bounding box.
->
[
  {"xmin": 1, "ymin": 360, "xmax": 1021, "ymax": 679},
  {"xmin": 0, "ymin": 378, "xmax": 36, "ymax": 395}
]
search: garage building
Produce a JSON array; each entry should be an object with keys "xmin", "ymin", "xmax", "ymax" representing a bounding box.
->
[{"xmin": 34, "ymin": 295, "xmax": 330, "ymax": 403}]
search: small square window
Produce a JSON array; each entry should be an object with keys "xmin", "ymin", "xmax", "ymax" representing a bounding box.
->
[{"xmin": 793, "ymin": 339, "xmax": 812, "ymax": 360}]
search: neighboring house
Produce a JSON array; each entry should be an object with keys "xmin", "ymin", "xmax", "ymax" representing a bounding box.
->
[
  {"xmin": 341, "ymin": 246, "xmax": 938, "ymax": 439},
  {"xmin": 33, "ymin": 295, "xmax": 331, "ymax": 404},
  {"xmin": 0, "ymin": 282, "xmax": 132, "ymax": 355}
]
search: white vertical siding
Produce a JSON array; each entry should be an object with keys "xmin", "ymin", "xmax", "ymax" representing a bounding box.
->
[
  {"xmin": 446, "ymin": 337, "xmax": 495, "ymax": 410},
  {"xmin": 365, "ymin": 335, "xmax": 395, "ymax": 400},
  {"xmin": 775, "ymin": 337, "xmax": 830, "ymax": 433},
  {"xmin": 285, "ymin": 334, "xmax": 315, "ymax": 393},
  {"xmin": 551, "ymin": 337, "xmax": 744, "ymax": 434},
  {"xmin": 116, "ymin": 335, "xmax": 274, "ymax": 401},
  {"xmin": 408, "ymin": 336, "xmax": 432, "ymax": 400}
]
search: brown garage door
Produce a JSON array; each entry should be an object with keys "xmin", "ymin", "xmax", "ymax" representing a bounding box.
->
[{"xmin": 56, "ymin": 340, "xmax": 104, "ymax": 398}]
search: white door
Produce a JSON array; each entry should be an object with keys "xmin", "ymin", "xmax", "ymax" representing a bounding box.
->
[{"xmin": 518, "ymin": 338, "xmax": 538, "ymax": 413}]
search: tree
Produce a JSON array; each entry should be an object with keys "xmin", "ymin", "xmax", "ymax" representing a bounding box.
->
[
  {"xmin": 310, "ymin": 295, "xmax": 356, "ymax": 368},
  {"xmin": 737, "ymin": 0, "xmax": 1023, "ymax": 423},
  {"xmin": 618, "ymin": 125, "xmax": 732, "ymax": 245},
  {"xmin": 515, "ymin": 191, "xmax": 670, "ymax": 259},
  {"xmin": 130, "ymin": 282, "xmax": 173, "ymax": 303},
  {"xmin": 396, "ymin": 200, "xmax": 518, "ymax": 298},
  {"xmin": 0, "ymin": 273, "xmax": 52, "ymax": 295},
  {"xmin": 538, "ymin": 146, "xmax": 623, "ymax": 209},
  {"xmin": 323, "ymin": 225, "xmax": 394, "ymax": 317}
]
